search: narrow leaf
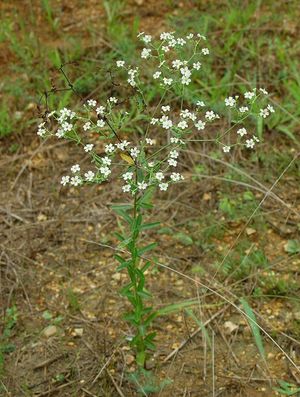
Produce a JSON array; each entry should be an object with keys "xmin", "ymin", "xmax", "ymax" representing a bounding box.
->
[{"xmin": 240, "ymin": 298, "xmax": 265, "ymax": 360}]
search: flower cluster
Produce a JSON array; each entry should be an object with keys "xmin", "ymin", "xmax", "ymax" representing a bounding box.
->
[{"xmin": 37, "ymin": 32, "xmax": 275, "ymax": 194}]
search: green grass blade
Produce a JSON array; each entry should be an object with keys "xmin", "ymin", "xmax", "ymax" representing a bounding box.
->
[
  {"xmin": 240, "ymin": 298, "xmax": 265, "ymax": 360},
  {"xmin": 185, "ymin": 309, "xmax": 211, "ymax": 348}
]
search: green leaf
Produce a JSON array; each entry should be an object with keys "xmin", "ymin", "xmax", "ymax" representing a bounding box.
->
[
  {"xmin": 138, "ymin": 242, "xmax": 157, "ymax": 256},
  {"xmin": 114, "ymin": 209, "xmax": 132, "ymax": 225},
  {"xmin": 140, "ymin": 222, "xmax": 161, "ymax": 231},
  {"xmin": 157, "ymin": 300, "xmax": 202, "ymax": 315},
  {"xmin": 116, "ymin": 261, "xmax": 130, "ymax": 271},
  {"xmin": 240, "ymin": 298, "xmax": 265, "ymax": 360},
  {"xmin": 42, "ymin": 311, "xmax": 52, "ymax": 321},
  {"xmin": 284, "ymin": 239, "xmax": 300, "ymax": 254},
  {"xmin": 273, "ymin": 380, "xmax": 300, "ymax": 396},
  {"xmin": 137, "ymin": 290, "xmax": 152, "ymax": 299},
  {"xmin": 219, "ymin": 197, "xmax": 236, "ymax": 217},
  {"xmin": 174, "ymin": 232, "xmax": 193, "ymax": 246},
  {"xmin": 141, "ymin": 261, "xmax": 151, "ymax": 273},
  {"xmin": 185, "ymin": 309, "xmax": 211, "ymax": 347},
  {"xmin": 277, "ymin": 125, "xmax": 297, "ymax": 142},
  {"xmin": 114, "ymin": 232, "xmax": 125, "ymax": 241},
  {"xmin": 111, "ymin": 204, "xmax": 133, "ymax": 211},
  {"xmin": 243, "ymin": 191, "xmax": 255, "ymax": 201},
  {"xmin": 136, "ymin": 351, "xmax": 146, "ymax": 367},
  {"xmin": 144, "ymin": 311, "xmax": 158, "ymax": 327}
]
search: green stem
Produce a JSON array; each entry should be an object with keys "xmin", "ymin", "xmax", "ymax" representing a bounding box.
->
[{"xmin": 130, "ymin": 165, "xmax": 146, "ymax": 368}]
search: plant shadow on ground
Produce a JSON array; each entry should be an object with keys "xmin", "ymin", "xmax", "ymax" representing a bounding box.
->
[{"xmin": 0, "ymin": 0, "xmax": 300, "ymax": 396}]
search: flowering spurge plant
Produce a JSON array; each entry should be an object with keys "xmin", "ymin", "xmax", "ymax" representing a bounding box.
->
[{"xmin": 37, "ymin": 31, "xmax": 275, "ymax": 377}]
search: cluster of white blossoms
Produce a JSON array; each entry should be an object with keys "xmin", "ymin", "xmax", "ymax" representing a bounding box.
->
[
  {"xmin": 222, "ymin": 88, "xmax": 275, "ymax": 152},
  {"xmin": 37, "ymin": 31, "xmax": 275, "ymax": 194}
]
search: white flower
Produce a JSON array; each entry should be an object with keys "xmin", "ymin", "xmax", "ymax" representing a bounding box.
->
[
  {"xmin": 141, "ymin": 48, "xmax": 151, "ymax": 59},
  {"xmin": 148, "ymin": 162, "xmax": 155, "ymax": 167},
  {"xmin": 193, "ymin": 62, "xmax": 202, "ymax": 70},
  {"xmin": 60, "ymin": 107, "xmax": 72, "ymax": 118},
  {"xmin": 245, "ymin": 139, "xmax": 255, "ymax": 149},
  {"xmin": 122, "ymin": 172, "xmax": 133, "ymax": 181},
  {"xmin": 150, "ymin": 118, "xmax": 159, "ymax": 125},
  {"xmin": 62, "ymin": 122, "xmax": 73, "ymax": 132},
  {"xmin": 128, "ymin": 68, "xmax": 138, "ymax": 82},
  {"xmin": 116, "ymin": 60, "xmax": 125, "ymax": 67},
  {"xmin": 37, "ymin": 127, "xmax": 46, "ymax": 137},
  {"xmin": 222, "ymin": 146, "xmax": 231, "ymax": 153},
  {"xmin": 160, "ymin": 32, "xmax": 174, "ymax": 41},
  {"xmin": 130, "ymin": 147, "xmax": 140, "ymax": 158},
  {"xmin": 181, "ymin": 75, "xmax": 191, "ymax": 85},
  {"xmin": 168, "ymin": 158, "xmax": 177, "ymax": 167},
  {"xmin": 161, "ymin": 115, "xmax": 173, "ymax": 129},
  {"xmin": 170, "ymin": 172, "xmax": 183, "ymax": 182},
  {"xmin": 177, "ymin": 38, "xmax": 186, "ymax": 46},
  {"xmin": 168, "ymin": 38, "xmax": 177, "ymax": 47},
  {"xmin": 83, "ymin": 122, "xmax": 91, "ymax": 131},
  {"xmin": 55, "ymin": 128, "xmax": 64, "ymax": 138},
  {"xmin": 195, "ymin": 120, "xmax": 206, "ymax": 130},
  {"xmin": 71, "ymin": 164, "xmax": 80, "ymax": 173},
  {"xmin": 196, "ymin": 100, "xmax": 205, "ymax": 107},
  {"xmin": 122, "ymin": 184, "xmax": 131, "ymax": 192},
  {"xmin": 172, "ymin": 59, "xmax": 182, "ymax": 69},
  {"xmin": 237, "ymin": 128, "xmax": 247, "ymax": 137},
  {"xmin": 180, "ymin": 109, "xmax": 191, "ymax": 118},
  {"xmin": 259, "ymin": 88, "xmax": 268, "ymax": 95},
  {"xmin": 137, "ymin": 181, "xmax": 148, "ymax": 190},
  {"xmin": 96, "ymin": 119, "xmax": 104, "ymax": 128},
  {"xmin": 259, "ymin": 108, "xmax": 269, "ymax": 118},
  {"xmin": 155, "ymin": 172, "xmax": 164, "ymax": 181},
  {"xmin": 100, "ymin": 166, "xmax": 111, "ymax": 177},
  {"xmin": 180, "ymin": 67, "xmax": 191, "ymax": 85},
  {"xmin": 84, "ymin": 171, "xmax": 95, "ymax": 181},
  {"xmin": 102, "ymin": 156, "xmax": 112, "ymax": 165},
  {"xmin": 202, "ymin": 48, "xmax": 209, "ymax": 55},
  {"xmin": 70, "ymin": 176, "xmax": 81, "ymax": 186},
  {"xmin": 96, "ymin": 106, "xmax": 105, "ymax": 115},
  {"xmin": 189, "ymin": 112, "xmax": 197, "ymax": 121},
  {"xmin": 61, "ymin": 175, "xmax": 70, "ymax": 186},
  {"xmin": 146, "ymin": 138, "xmax": 155, "ymax": 145},
  {"xmin": 159, "ymin": 183, "xmax": 168, "ymax": 191},
  {"xmin": 267, "ymin": 104, "xmax": 275, "ymax": 113},
  {"xmin": 162, "ymin": 105, "xmax": 170, "ymax": 112},
  {"xmin": 170, "ymin": 150, "xmax": 179, "ymax": 159},
  {"xmin": 116, "ymin": 140, "xmax": 130, "ymax": 150},
  {"xmin": 186, "ymin": 33, "xmax": 194, "ymax": 39},
  {"xmin": 253, "ymin": 135, "xmax": 260, "ymax": 143},
  {"xmin": 109, "ymin": 97, "xmax": 118, "ymax": 104},
  {"xmin": 170, "ymin": 137, "xmax": 179, "ymax": 143},
  {"xmin": 239, "ymin": 106, "xmax": 249, "ymax": 113},
  {"xmin": 105, "ymin": 143, "xmax": 115, "ymax": 153},
  {"xmin": 163, "ymin": 78, "xmax": 173, "ymax": 86},
  {"xmin": 87, "ymin": 99, "xmax": 97, "ymax": 107},
  {"xmin": 153, "ymin": 71, "xmax": 161, "ymax": 79},
  {"xmin": 205, "ymin": 111, "xmax": 219, "ymax": 121},
  {"xmin": 244, "ymin": 91, "xmax": 255, "ymax": 100},
  {"xmin": 178, "ymin": 120, "xmax": 188, "ymax": 129},
  {"xmin": 162, "ymin": 46, "xmax": 170, "ymax": 52},
  {"xmin": 225, "ymin": 96, "xmax": 236, "ymax": 107},
  {"xmin": 142, "ymin": 34, "xmax": 152, "ymax": 43},
  {"xmin": 84, "ymin": 144, "xmax": 94, "ymax": 152}
]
